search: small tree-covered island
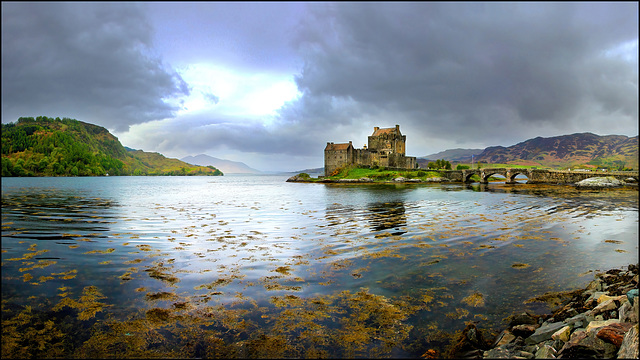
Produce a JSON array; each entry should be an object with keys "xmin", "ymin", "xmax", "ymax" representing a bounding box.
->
[{"xmin": 1, "ymin": 117, "xmax": 223, "ymax": 177}]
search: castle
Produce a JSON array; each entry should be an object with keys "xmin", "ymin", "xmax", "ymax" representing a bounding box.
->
[{"xmin": 324, "ymin": 125, "xmax": 417, "ymax": 176}]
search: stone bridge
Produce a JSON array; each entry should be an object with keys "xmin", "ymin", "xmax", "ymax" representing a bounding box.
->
[{"xmin": 442, "ymin": 168, "xmax": 639, "ymax": 184}]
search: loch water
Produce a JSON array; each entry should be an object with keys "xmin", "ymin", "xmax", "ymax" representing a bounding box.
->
[{"xmin": 2, "ymin": 175, "xmax": 638, "ymax": 357}]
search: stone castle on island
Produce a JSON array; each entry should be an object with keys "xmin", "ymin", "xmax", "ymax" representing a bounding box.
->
[{"xmin": 324, "ymin": 125, "xmax": 417, "ymax": 176}]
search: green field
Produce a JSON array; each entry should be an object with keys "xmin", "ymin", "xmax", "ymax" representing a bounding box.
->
[{"xmin": 299, "ymin": 165, "xmax": 445, "ymax": 182}]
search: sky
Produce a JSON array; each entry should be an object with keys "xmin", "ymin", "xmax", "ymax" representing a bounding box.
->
[{"xmin": 2, "ymin": 2, "xmax": 638, "ymax": 172}]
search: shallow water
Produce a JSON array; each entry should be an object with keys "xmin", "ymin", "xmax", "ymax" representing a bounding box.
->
[{"xmin": 2, "ymin": 176, "xmax": 638, "ymax": 357}]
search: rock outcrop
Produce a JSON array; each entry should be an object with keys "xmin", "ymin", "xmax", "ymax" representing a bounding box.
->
[
  {"xmin": 448, "ymin": 264, "xmax": 639, "ymax": 359},
  {"xmin": 575, "ymin": 177, "xmax": 626, "ymax": 189}
]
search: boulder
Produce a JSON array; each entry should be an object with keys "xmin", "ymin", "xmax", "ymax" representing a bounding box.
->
[
  {"xmin": 445, "ymin": 323, "xmax": 491, "ymax": 359},
  {"xmin": 617, "ymin": 324, "xmax": 639, "ymax": 358},
  {"xmin": 585, "ymin": 291, "xmax": 608, "ymax": 307},
  {"xmin": 589, "ymin": 298, "xmax": 620, "ymax": 316},
  {"xmin": 484, "ymin": 347, "xmax": 518, "ymax": 359},
  {"xmin": 492, "ymin": 330, "xmax": 516, "ymax": 348},
  {"xmin": 627, "ymin": 289, "xmax": 639, "ymax": 306},
  {"xmin": 510, "ymin": 312, "xmax": 539, "ymax": 327},
  {"xmin": 557, "ymin": 330, "xmax": 616, "ymax": 358},
  {"xmin": 393, "ymin": 177, "xmax": 406, "ymax": 182},
  {"xmin": 551, "ymin": 325, "xmax": 571, "ymax": 342},
  {"xmin": 564, "ymin": 313, "xmax": 587, "ymax": 328},
  {"xmin": 534, "ymin": 344, "xmax": 557, "ymax": 359},
  {"xmin": 575, "ymin": 176, "xmax": 625, "ymax": 189},
  {"xmin": 513, "ymin": 324, "xmax": 538, "ymax": 338},
  {"xmin": 525, "ymin": 321, "xmax": 567, "ymax": 345},
  {"xmin": 585, "ymin": 319, "xmax": 620, "ymax": 334},
  {"xmin": 620, "ymin": 297, "xmax": 640, "ymax": 323},
  {"xmin": 595, "ymin": 322, "xmax": 634, "ymax": 347}
]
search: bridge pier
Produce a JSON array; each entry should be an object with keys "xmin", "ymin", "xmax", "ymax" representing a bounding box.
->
[{"xmin": 446, "ymin": 168, "xmax": 639, "ymax": 184}]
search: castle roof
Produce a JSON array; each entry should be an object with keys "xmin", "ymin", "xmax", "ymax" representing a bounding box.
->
[
  {"xmin": 371, "ymin": 125, "xmax": 400, "ymax": 137},
  {"xmin": 325, "ymin": 142, "xmax": 353, "ymax": 151}
]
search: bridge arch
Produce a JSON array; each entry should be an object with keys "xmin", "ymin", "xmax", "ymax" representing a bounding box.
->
[
  {"xmin": 464, "ymin": 172, "xmax": 478, "ymax": 183},
  {"xmin": 507, "ymin": 169, "xmax": 529, "ymax": 184},
  {"xmin": 480, "ymin": 168, "xmax": 507, "ymax": 183}
]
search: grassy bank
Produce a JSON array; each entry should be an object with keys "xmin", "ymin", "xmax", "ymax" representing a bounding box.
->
[{"xmin": 297, "ymin": 165, "xmax": 447, "ymax": 182}]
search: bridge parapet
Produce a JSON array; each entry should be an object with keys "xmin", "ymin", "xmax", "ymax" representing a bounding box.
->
[{"xmin": 442, "ymin": 168, "xmax": 639, "ymax": 184}]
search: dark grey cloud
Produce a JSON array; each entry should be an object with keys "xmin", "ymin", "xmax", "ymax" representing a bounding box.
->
[
  {"xmin": 281, "ymin": 2, "xmax": 638, "ymax": 149},
  {"xmin": 1, "ymin": 2, "xmax": 189, "ymax": 131},
  {"xmin": 2, "ymin": 2, "xmax": 636, "ymax": 171}
]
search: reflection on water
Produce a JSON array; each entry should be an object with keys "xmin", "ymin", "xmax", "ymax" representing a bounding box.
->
[
  {"xmin": 1, "ymin": 176, "xmax": 638, "ymax": 358},
  {"xmin": 367, "ymin": 201, "xmax": 407, "ymax": 233}
]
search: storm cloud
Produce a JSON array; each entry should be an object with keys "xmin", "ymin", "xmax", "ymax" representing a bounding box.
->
[
  {"xmin": 1, "ymin": 2, "xmax": 189, "ymax": 132},
  {"xmin": 2, "ymin": 2, "xmax": 637, "ymax": 171},
  {"xmin": 285, "ymin": 2, "xmax": 638, "ymax": 147}
]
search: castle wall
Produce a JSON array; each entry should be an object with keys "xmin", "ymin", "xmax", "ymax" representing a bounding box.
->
[
  {"xmin": 324, "ymin": 148, "xmax": 352, "ymax": 176},
  {"xmin": 324, "ymin": 126, "xmax": 416, "ymax": 176}
]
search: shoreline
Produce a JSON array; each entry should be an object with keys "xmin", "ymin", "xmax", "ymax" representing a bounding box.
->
[
  {"xmin": 445, "ymin": 264, "xmax": 639, "ymax": 359},
  {"xmin": 287, "ymin": 174, "xmax": 639, "ymax": 189}
]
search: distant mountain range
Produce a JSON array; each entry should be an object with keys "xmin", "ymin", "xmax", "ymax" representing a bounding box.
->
[
  {"xmin": 181, "ymin": 154, "xmax": 262, "ymax": 174},
  {"xmin": 420, "ymin": 133, "xmax": 638, "ymax": 169}
]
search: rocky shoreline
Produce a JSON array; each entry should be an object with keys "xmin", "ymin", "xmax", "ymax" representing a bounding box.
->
[{"xmin": 447, "ymin": 264, "xmax": 639, "ymax": 359}]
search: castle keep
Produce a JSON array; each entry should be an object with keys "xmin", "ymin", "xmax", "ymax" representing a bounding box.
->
[{"xmin": 324, "ymin": 125, "xmax": 417, "ymax": 176}]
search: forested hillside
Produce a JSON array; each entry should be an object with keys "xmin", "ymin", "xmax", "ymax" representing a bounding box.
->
[{"xmin": 1, "ymin": 116, "xmax": 223, "ymax": 177}]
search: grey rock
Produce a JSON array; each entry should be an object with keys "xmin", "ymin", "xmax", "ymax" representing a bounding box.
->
[
  {"xmin": 590, "ymin": 298, "xmax": 618, "ymax": 316},
  {"xmin": 513, "ymin": 324, "xmax": 538, "ymax": 338},
  {"xmin": 575, "ymin": 176, "xmax": 625, "ymax": 188},
  {"xmin": 627, "ymin": 288, "xmax": 639, "ymax": 306},
  {"xmin": 564, "ymin": 313, "xmax": 587, "ymax": 326},
  {"xmin": 484, "ymin": 347, "xmax": 523, "ymax": 359},
  {"xmin": 585, "ymin": 291, "xmax": 608, "ymax": 307},
  {"xmin": 557, "ymin": 330, "xmax": 608, "ymax": 358},
  {"xmin": 618, "ymin": 301, "xmax": 632, "ymax": 322},
  {"xmin": 525, "ymin": 322, "xmax": 567, "ymax": 345},
  {"xmin": 617, "ymin": 324, "xmax": 639, "ymax": 359},
  {"xmin": 534, "ymin": 344, "xmax": 556, "ymax": 359},
  {"xmin": 492, "ymin": 330, "xmax": 517, "ymax": 347},
  {"xmin": 551, "ymin": 339, "xmax": 565, "ymax": 352},
  {"xmin": 516, "ymin": 350, "xmax": 534, "ymax": 358}
]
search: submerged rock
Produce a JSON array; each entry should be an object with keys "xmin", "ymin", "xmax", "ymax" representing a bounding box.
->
[{"xmin": 575, "ymin": 176, "xmax": 625, "ymax": 189}]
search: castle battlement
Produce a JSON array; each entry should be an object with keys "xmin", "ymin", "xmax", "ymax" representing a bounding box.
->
[{"xmin": 324, "ymin": 125, "xmax": 417, "ymax": 176}]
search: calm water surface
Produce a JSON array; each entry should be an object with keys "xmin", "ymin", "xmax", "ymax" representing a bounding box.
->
[{"xmin": 2, "ymin": 175, "xmax": 638, "ymax": 357}]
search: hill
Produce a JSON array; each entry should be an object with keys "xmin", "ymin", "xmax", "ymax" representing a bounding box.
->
[
  {"xmin": 181, "ymin": 154, "xmax": 261, "ymax": 174},
  {"xmin": 420, "ymin": 148, "xmax": 484, "ymax": 162},
  {"xmin": 472, "ymin": 133, "xmax": 638, "ymax": 170},
  {"xmin": 1, "ymin": 116, "xmax": 223, "ymax": 176}
]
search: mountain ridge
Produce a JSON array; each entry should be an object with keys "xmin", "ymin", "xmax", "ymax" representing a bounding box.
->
[
  {"xmin": 181, "ymin": 154, "xmax": 261, "ymax": 174},
  {"xmin": 473, "ymin": 132, "xmax": 637, "ymax": 169}
]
